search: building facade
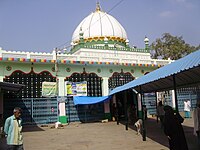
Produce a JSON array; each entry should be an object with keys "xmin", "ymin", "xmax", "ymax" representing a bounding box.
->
[{"xmin": 0, "ymin": 4, "xmax": 172, "ymax": 124}]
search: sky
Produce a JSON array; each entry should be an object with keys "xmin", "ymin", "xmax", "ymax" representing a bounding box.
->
[{"xmin": 0, "ymin": 0, "xmax": 199, "ymax": 53}]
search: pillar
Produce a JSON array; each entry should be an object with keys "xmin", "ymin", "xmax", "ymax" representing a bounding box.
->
[
  {"xmin": 102, "ymin": 77, "xmax": 110, "ymax": 120},
  {"xmin": 171, "ymin": 90, "xmax": 176, "ymax": 109},
  {"xmin": 57, "ymin": 77, "xmax": 67, "ymax": 123},
  {"xmin": 173, "ymin": 75, "xmax": 179, "ymax": 113},
  {"xmin": 0, "ymin": 92, "xmax": 3, "ymax": 116},
  {"xmin": 124, "ymin": 91, "xmax": 128, "ymax": 130},
  {"xmin": 155, "ymin": 92, "xmax": 158, "ymax": 123},
  {"xmin": 58, "ymin": 77, "xmax": 65, "ymax": 97},
  {"xmin": 137, "ymin": 93, "xmax": 142, "ymax": 118},
  {"xmin": 139, "ymin": 86, "xmax": 146, "ymax": 141},
  {"xmin": 0, "ymin": 76, "xmax": 4, "ymax": 124}
]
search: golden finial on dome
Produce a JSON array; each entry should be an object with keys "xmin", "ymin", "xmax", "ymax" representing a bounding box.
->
[{"xmin": 96, "ymin": 1, "xmax": 101, "ymax": 12}]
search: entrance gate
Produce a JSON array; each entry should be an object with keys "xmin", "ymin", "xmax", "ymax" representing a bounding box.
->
[
  {"xmin": 65, "ymin": 97, "xmax": 104, "ymax": 123},
  {"xmin": 3, "ymin": 98, "xmax": 58, "ymax": 124}
]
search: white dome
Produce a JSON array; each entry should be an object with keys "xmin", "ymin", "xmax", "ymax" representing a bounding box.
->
[{"xmin": 72, "ymin": 6, "xmax": 128, "ymax": 44}]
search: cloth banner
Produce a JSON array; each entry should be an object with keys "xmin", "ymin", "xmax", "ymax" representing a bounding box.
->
[
  {"xmin": 42, "ymin": 82, "xmax": 57, "ymax": 97},
  {"xmin": 73, "ymin": 96, "xmax": 112, "ymax": 105},
  {"xmin": 65, "ymin": 81, "xmax": 87, "ymax": 96}
]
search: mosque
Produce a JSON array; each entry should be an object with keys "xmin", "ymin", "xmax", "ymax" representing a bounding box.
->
[{"xmin": 0, "ymin": 3, "xmax": 172, "ymax": 124}]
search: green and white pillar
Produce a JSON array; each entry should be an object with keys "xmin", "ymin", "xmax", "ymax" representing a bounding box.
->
[{"xmin": 102, "ymin": 77, "xmax": 111, "ymax": 120}]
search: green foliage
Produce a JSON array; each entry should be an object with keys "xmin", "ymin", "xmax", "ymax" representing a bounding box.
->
[{"xmin": 151, "ymin": 33, "xmax": 199, "ymax": 60}]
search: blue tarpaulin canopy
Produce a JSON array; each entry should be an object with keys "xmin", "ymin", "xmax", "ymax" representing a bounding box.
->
[
  {"xmin": 73, "ymin": 96, "xmax": 112, "ymax": 105},
  {"xmin": 109, "ymin": 49, "xmax": 200, "ymax": 94}
]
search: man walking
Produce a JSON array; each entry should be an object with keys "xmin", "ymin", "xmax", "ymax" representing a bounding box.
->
[
  {"xmin": 4, "ymin": 107, "xmax": 24, "ymax": 150},
  {"xmin": 156, "ymin": 101, "xmax": 165, "ymax": 128}
]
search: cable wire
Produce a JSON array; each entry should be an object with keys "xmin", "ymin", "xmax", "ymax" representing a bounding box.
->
[{"xmin": 54, "ymin": 0, "xmax": 125, "ymax": 51}]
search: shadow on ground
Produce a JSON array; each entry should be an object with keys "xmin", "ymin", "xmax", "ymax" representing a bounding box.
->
[
  {"xmin": 1, "ymin": 118, "xmax": 198, "ymax": 150},
  {"xmin": 0, "ymin": 136, "xmax": 7, "ymax": 150},
  {"xmin": 120, "ymin": 117, "xmax": 199, "ymax": 150},
  {"xmin": 23, "ymin": 124, "xmax": 46, "ymax": 132}
]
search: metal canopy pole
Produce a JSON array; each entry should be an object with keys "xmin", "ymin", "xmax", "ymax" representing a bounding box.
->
[
  {"xmin": 124, "ymin": 90, "xmax": 128, "ymax": 130},
  {"xmin": 155, "ymin": 91, "xmax": 158, "ymax": 123},
  {"xmin": 116, "ymin": 96, "xmax": 119, "ymax": 125},
  {"xmin": 140, "ymin": 85, "xmax": 146, "ymax": 141},
  {"xmin": 55, "ymin": 48, "xmax": 59, "ymax": 122},
  {"xmin": 173, "ymin": 75, "xmax": 179, "ymax": 113}
]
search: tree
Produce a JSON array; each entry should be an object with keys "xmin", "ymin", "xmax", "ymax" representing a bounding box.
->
[{"xmin": 151, "ymin": 33, "xmax": 199, "ymax": 60}]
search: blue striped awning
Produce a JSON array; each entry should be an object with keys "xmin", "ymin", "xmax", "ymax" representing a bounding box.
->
[{"xmin": 109, "ymin": 49, "xmax": 200, "ymax": 94}]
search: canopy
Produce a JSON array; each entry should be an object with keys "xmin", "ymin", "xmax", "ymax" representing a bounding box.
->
[
  {"xmin": 0, "ymin": 82, "xmax": 24, "ymax": 92},
  {"xmin": 73, "ymin": 96, "xmax": 112, "ymax": 105},
  {"xmin": 109, "ymin": 49, "xmax": 200, "ymax": 94}
]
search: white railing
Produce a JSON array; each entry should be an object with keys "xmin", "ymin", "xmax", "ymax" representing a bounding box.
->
[{"xmin": 0, "ymin": 49, "xmax": 172, "ymax": 65}]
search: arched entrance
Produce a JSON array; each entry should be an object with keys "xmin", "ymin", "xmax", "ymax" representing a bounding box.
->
[
  {"xmin": 4, "ymin": 70, "xmax": 56, "ymax": 98},
  {"xmin": 108, "ymin": 69, "xmax": 136, "ymax": 122},
  {"xmin": 3, "ymin": 70, "xmax": 57, "ymax": 124},
  {"xmin": 64, "ymin": 70, "xmax": 104, "ymax": 122}
]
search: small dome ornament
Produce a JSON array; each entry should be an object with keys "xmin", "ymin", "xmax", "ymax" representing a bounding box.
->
[
  {"xmin": 125, "ymin": 39, "xmax": 129, "ymax": 47},
  {"xmin": 144, "ymin": 36, "xmax": 149, "ymax": 43},
  {"xmin": 104, "ymin": 37, "xmax": 108, "ymax": 45},
  {"xmin": 79, "ymin": 27, "xmax": 84, "ymax": 44},
  {"xmin": 104, "ymin": 37, "xmax": 108, "ymax": 42},
  {"xmin": 71, "ymin": 41, "xmax": 77, "ymax": 46},
  {"xmin": 96, "ymin": 2, "xmax": 101, "ymax": 12},
  {"xmin": 79, "ymin": 27, "xmax": 84, "ymax": 37},
  {"xmin": 104, "ymin": 37, "xmax": 109, "ymax": 47}
]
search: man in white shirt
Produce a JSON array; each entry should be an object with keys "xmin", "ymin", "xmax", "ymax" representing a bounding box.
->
[
  {"xmin": 184, "ymin": 100, "xmax": 191, "ymax": 118},
  {"xmin": 4, "ymin": 107, "xmax": 24, "ymax": 150}
]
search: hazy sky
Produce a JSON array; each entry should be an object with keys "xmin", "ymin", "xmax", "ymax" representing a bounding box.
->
[{"xmin": 0, "ymin": 0, "xmax": 199, "ymax": 52}]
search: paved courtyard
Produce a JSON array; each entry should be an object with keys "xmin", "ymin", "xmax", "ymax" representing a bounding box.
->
[{"xmin": 0, "ymin": 117, "xmax": 198, "ymax": 150}]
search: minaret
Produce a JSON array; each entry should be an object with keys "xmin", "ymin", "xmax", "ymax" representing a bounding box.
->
[
  {"xmin": 144, "ymin": 36, "xmax": 149, "ymax": 50},
  {"xmin": 79, "ymin": 27, "xmax": 84, "ymax": 44}
]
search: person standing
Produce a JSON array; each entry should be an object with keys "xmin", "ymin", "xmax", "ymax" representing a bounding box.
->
[
  {"xmin": 111, "ymin": 103, "xmax": 117, "ymax": 121},
  {"xmin": 4, "ymin": 107, "xmax": 24, "ymax": 150},
  {"xmin": 184, "ymin": 100, "xmax": 191, "ymax": 118},
  {"xmin": 117, "ymin": 100, "xmax": 122, "ymax": 118},
  {"xmin": 142, "ymin": 105, "xmax": 147, "ymax": 120},
  {"xmin": 163, "ymin": 105, "xmax": 188, "ymax": 150},
  {"xmin": 193, "ymin": 103, "xmax": 200, "ymax": 149},
  {"xmin": 156, "ymin": 101, "xmax": 165, "ymax": 128}
]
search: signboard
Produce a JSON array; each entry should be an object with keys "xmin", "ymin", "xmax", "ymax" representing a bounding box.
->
[
  {"xmin": 65, "ymin": 81, "xmax": 87, "ymax": 96},
  {"xmin": 42, "ymin": 82, "xmax": 57, "ymax": 97}
]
